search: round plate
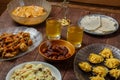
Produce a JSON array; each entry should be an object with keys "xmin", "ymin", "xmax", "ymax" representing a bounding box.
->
[
  {"xmin": 6, "ymin": 61, "xmax": 62, "ymax": 80},
  {"xmin": 74, "ymin": 43, "xmax": 120, "ymax": 80},
  {"xmin": 0, "ymin": 27, "xmax": 43, "ymax": 61},
  {"xmin": 78, "ymin": 14, "xmax": 119, "ymax": 35}
]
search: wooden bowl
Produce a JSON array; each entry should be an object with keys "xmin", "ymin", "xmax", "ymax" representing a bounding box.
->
[{"xmin": 39, "ymin": 39, "xmax": 75, "ymax": 61}]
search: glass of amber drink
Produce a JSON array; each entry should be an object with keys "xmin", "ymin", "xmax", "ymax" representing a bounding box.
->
[
  {"xmin": 67, "ymin": 25, "xmax": 83, "ymax": 48},
  {"xmin": 46, "ymin": 17, "xmax": 61, "ymax": 39}
]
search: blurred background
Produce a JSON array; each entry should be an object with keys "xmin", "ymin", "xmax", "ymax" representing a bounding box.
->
[{"xmin": 1, "ymin": 0, "xmax": 120, "ymax": 15}]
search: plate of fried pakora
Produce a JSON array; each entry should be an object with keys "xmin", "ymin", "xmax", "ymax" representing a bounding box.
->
[
  {"xmin": 74, "ymin": 43, "xmax": 120, "ymax": 80},
  {"xmin": 0, "ymin": 27, "xmax": 42, "ymax": 61}
]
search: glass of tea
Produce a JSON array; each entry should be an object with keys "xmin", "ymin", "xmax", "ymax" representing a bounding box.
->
[
  {"xmin": 46, "ymin": 17, "xmax": 61, "ymax": 40},
  {"xmin": 67, "ymin": 25, "xmax": 84, "ymax": 48}
]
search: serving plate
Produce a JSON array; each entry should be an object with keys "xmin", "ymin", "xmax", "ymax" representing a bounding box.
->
[
  {"xmin": 78, "ymin": 14, "xmax": 119, "ymax": 35},
  {"xmin": 74, "ymin": 43, "xmax": 120, "ymax": 80},
  {"xmin": 0, "ymin": 27, "xmax": 43, "ymax": 61},
  {"xmin": 6, "ymin": 61, "xmax": 62, "ymax": 80}
]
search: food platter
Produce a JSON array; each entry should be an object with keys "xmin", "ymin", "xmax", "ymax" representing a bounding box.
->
[
  {"xmin": 0, "ymin": 27, "xmax": 42, "ymax": 61},
  {"xmin": 6, "ymin": 61, "xmax": 62, "ymax": 80},
  {"xmin": 74, "ymin": 43, "xmax": 120, "ymax": 80},
  {"xmin": 78, "ymin": 14, "xmax": 119, "ymax": 35}
]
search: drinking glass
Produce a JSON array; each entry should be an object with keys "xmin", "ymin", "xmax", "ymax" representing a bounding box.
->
[
  {"xmin": 59, "ymin": 0, "xmax": 70, "ymax": 26},
  {"xmin": 46, "ymin": 17, "xmax": 61, "ymax": 40},
  {"xmin": 67, "ymin": 25, "xmax": 84, "ymax": 48},
  {"xmin": 62, "ymin": 0, "xmax": 69, "ymax": 19}
]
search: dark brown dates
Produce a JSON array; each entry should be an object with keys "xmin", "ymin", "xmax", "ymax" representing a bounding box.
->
[{"xmin": 42, "ymin": 44, "xmax": 70, "ymax": 60}]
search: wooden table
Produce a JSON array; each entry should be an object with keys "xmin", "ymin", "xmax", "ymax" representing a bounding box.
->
[{"xmin": 0, "ymin": 3, "xmax": 120, "ymax": 80}]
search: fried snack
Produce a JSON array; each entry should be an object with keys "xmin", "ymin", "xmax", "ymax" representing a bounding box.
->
[
  {"xmin": 12, "ymin": 6, "xmax": 46, "ymax": 18},
  {"xmin": 90, "ymin": 75, "xmax": 105, "ymax": 80},
  {"xmin": 78, "ymin": 62, "xmax": 92, "ymax": 72},
  {"xmin": 105, "ymin": 58, "xmax": 120, "ymax": 69},
  {"xmin": 58, "ymin": 18, "xmax": 70, "ymax": 26},
  {"xmin": 109, "ymin": 68, "xmax": 120, "ymax": 79},
  {"xmin": 92, "ymin": 66, "xmax": 108, "ymax": 77},
  {"xmin": 0, "ymin": 32, "xmax": 33, "ymax": 58},
  {"xmin": 99, "ymin": 48, "xmax": 113, "ymax": 58},
  {"xmin": 88, "ymin": 53, "xmax": 104, "ymax": 64},
  {"xmin": 11, "ymin": 63, "xmax": 56, "ymax": 80}
]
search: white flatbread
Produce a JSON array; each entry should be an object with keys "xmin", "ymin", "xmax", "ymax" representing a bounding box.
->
[
  {"xmin": 80, "ymin": 16, "xmax": 100, "ymax": 31},
  {"xmin": 97, "ymin": 17, "xmax": 116, "ymax": 32}
]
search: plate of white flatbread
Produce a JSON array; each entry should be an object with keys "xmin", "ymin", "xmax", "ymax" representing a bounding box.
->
[{"xmin": 78, "ymin": 14, "xmax": 119, "ymax": 35}]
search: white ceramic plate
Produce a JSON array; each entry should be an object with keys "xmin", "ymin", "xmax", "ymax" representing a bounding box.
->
[
  {"xmin": 78, "ymin": 14, "xmax": 119, "ymax": 35},
  {"xmin": 0, "ymin": 27, "xmax": 43, "ymax": 61},
  {"xmin": 6, "ymin": 61, "xmax": 62, "ymax": 80}
]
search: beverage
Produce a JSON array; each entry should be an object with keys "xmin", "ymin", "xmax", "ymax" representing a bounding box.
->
[
  {"xmin": 67, "ymin": 25, "xmax": 83, "ymax": 48},
  {"xmin": 46, "ymin": 18, "xmax": 61, "ymax": 39}
]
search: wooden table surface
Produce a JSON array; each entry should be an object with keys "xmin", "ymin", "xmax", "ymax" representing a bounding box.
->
[{"xmin": 0, "ymin": 3, "xmax": 120, "ymax": 80}]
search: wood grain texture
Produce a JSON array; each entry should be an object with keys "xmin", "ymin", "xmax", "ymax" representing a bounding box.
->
[
  {"xmin": 0, "ymin": 0, "xmax": 11, "ymax": 15},
  {"xmin": 0, "ymin": 3, "xmax": 120, "ymax": 80},
  {"xmin": 70, "ymin": 0, "xmax": 120, "ymax": 7}
]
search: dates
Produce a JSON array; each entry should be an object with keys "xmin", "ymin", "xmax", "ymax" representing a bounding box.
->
[{"xmin": 41, "ymin": 44, "xmax": 71, "ymax": 60}]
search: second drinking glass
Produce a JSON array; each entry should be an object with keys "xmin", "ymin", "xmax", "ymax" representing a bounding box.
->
[{"xmin": 67, "ymin": 25, "xmax": 84, "ymax": 48}]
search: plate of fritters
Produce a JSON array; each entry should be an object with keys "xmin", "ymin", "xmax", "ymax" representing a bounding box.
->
[
  {"xmin": 74, "ymin": 43, "xmax": 120, "ymax": 80},
  {"xmin": 0, "ymin": 27, "xmax": 42, "ymax": 61}
]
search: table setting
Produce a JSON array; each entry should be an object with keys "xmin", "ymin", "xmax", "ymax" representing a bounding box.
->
[{"xmin": 0, "ymin": 0, "xmax": 120, "ymax": 80}]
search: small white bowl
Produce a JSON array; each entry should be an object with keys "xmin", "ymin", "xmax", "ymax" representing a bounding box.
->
[{"xmin": 6, "ymin": 61, "xmax": 62, "ymax": 80}]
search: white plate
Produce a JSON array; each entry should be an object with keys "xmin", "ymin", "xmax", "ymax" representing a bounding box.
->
[
  {"xmin": 6, "ymin": 61, "xmax": 62, "ymax": 80},
  {"xmin": 78, "ymin": 14, "xmax": 119, "ymax": 35},
  {"xmin": 0, "ymin": 27, "xmax": 43, "ymax": 61}
]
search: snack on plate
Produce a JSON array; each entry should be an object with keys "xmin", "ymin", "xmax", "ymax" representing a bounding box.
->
[
  {"xmin": 105, "ymin": 58, "xmax": 120, "ymax": 69},
  {"xmin": 80, "ymin": 16, "xmax": 101, "ymax": 31},
  {"xmin": 99, "ymin": 48, "xmax": 113, "ymax": 58},
  {"xmin": 12, "ymin": 6, "xmax": 46, "ymax": 18},
  {"xmin": 77, "ymin": 47, "xmax": 120, "ymax": 79},
  {"xmin": 58, "ymin": 18, "xmax": 70, "ymax": 26},
  {"xmin": 80, "ymin": 15, "xmax": 117, "ymax": 34},
  {"xmin": 92, "ymin": 66, "xmax": 108, "ymax": 77},
  {"xmin": 90, "ymin": 75, "xmax": 105, "ymax": 80},
  {"xmin": 10, "ymin": 63, "xmax": 56, "ymax": 80},
  {"xmin": 88, "ymin": 53, "xmax": 104, "ymax": 64},
  {"xmin": 0, "ymin": 32, "xmax": 33, "ymax": 58},
  {"xmin": 78, "ymin": 62, "xmax": 92, "ymax": 72},
  {"xmin": 109, "ymin": 68, "xmax": 120, "ymax": 79}
]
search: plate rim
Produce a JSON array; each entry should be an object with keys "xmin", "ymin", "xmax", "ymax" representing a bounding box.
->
[
  {"xmin": 0, "ymin": 26, "xmax": 43, "ymax": 61},
  {"xmin": 74, "ymin": 43, "xmax": 120, "ymax": 80},
  {"xmin": 6, "ymin": 61, "xmax": 62, "ymax": 80},
  {"xmin": 78, "ymin": 14, "xmax": 119, "ymax": 35}
]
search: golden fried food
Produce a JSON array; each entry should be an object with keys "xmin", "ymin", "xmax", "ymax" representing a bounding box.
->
[
  {"xmin": 109, "ymin": 68, "xmax": 120, "ymax": 79},
  {"xmin": 92, "ymin": 66, "xmax": 108, "ymax": 77},
  {"xmin": 12, "ymin": 6, "xmax": 46, "ymax": 18},
  {"xmin": 58, "ymin": 18, "xmax": 70, "ymax": 26},
  {"xmin": 105, "ymin": 58, "xmax": 120, "ymax": 69},
  {"xmin": 99, "ymin": 48, "xmax": 113, "ymax": 58},
  {"xmin": 78, "ymin": 62, "xmax": 92, "ymax": 72},
  {"xmin": 0, "ymin": 32, "xmax": 33, "ymax": 58},
  {"xmin": 88, "ymin": 53, "xmax": 104, "ymax": 64},
  {"xmin": 90, "ymin": 75, "xmax": 105, "ymax": 80}
]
